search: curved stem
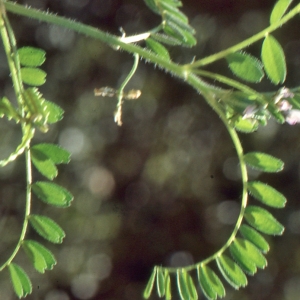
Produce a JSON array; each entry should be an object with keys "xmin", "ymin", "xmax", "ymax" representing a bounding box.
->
[
  {"xmin": 190, "ymin": 3, "xmax": 300, "ymax": 68},
  {"xmin": 0, "ymin": 2, "xmax": 32, "ymax": 271},
  {"xmin": 162, "ymin": 73, "xmax": 249, "ymax": 272},
  {"xmin": 115, "ymin": 53, "xmax": 140, "ymax": 125},
  {"xmin": 0, "ymin": 147, "xmax": 32, "ymax": 271}
]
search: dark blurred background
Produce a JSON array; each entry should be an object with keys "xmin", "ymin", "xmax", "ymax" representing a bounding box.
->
[{"xmin": 0, "ymin": 0, "xmax": 300, "ymax": 299}]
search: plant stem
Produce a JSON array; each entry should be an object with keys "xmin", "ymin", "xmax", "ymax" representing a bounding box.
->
[
  {"xmin": 163, "ymin": 74, "xmax": 249, "ymax": 272},
  {"xmin": 115, "ymin": 53, "xmax": 139, "ymax": 126},
  {"xmin": 190, "ymin": 3, "xmax": 300, "ymax": 67},
  {"xmin": 194, "ymin": 69, "xmax": 268, "ymax": 105},
  {"xmin": 3, "ymin": 2, "xmax": 188, "ymax": 80},
  {"xmin": 0, "ymin": 1, "xmax": 32, "ymax": 271}
]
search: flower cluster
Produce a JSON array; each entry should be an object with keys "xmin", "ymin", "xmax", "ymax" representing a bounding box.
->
[
  {"xmin": 242, "ymin": 87, "xmax": 300, "ymax": 125},
  {"xmin": 273, "ymin": 87, "xmax": 300, "ymax": 125}
]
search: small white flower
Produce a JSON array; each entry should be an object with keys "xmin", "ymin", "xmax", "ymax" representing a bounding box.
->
[
  {"xmin": 285, "ymin": 109, "xmax": 300, "ymax": 125},
  {"xmin": 277, "ymin": 100, "xmax": 292, "ymax": 111},
  {"xmin": 243, "ymin": 105, "xmax": 259, "ymax": 119},
  {"xmin": 274, "ymin": 87, "xmax": 294, "ymax": 103}
]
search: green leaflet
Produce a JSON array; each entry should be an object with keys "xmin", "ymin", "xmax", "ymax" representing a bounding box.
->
[
  {"xmin": 146, "ymin": 38, "xmax": 171, "ymax": 61},
  {"xmin": 197, "ymin": 265, "xmax": 225, "ymax": 300},
  {"xmin": 23, "ymin": 88, "xmax": 48, "ymax": 131},
  {"xmin": 143, "ymin": 0, "xmax": 160, "ymax": 14},
  {"xmin": 164, "ymin": 21, "xmax": 196, "ymax": 47},
  {"xmin": 143, "ymin": 267, "xmax": 157, "ymax": 299},
  {"xmin": 248, "ymin": 181, "xmax": 286, "ymax": 208},
  {"xmin": 226, "ymin": 52, "xmax": 264, "ymax": 83},
  {"xmin": 177, "ymin": 270, "xmax": 198, "ymax": 300},
  {"xmin": 157, "ymin": 267, "xmax": 166, "ymax": 297},
  {"xmin": 186, "ymin": 272, "xmax": 198, "ymax": 300},
  {"xmin": 22, "ymin": 240, "xmax": 56, "ymax": 273},
  {"xmin": 29, "ymin": 215, "xmax": 65, "ymax": 243},
  {"xmin": 261, "ymin": 35, "xmax": 286, "ymax": 85},
  {"xmin": 160, "ymin": 1, "xmax": 188, "ymax": 23},
  {"xmin": 150, "ymin": 33, "xmax": 182, "ymax": 45},
  {"xmin": 244, "ymin": 205, "xmax": 284, "ymax": 235},
  {"xmin": 31, "ymin": 143, "xmax": 70, "ymax": 164},
  {"xmin": 43, "ymin": 100, "xmax": 64, "ymax": 124},
  {"xmin": 32, "ymin": 181, "xmax": 73, "ymax": 207},
  {"xmin": 21, "ymin": 67, "xmax": 47, "ymax": 86},
  {"xmin": 239, "ymin": 224, "xmax": 270, "ymax": 253},
  {"xmin": 18, "ymin": 46, "xmax": 46, "ymax": 67},
  {"xmin": 216, "ymin": 254, "xmax": 247, "ymax": 289},
  {"xmin": 233, "ymin": 117, "xmax": 259, "ymax": 133},
  {"xmin": 244, "ymin": 152, "xmax": 284, "ymax": 173},
  {"xmin": 164, "ymin": 10, "xmax": 195, "ymax": 35},
  {"xmin": 31, "ymin": 143, "xmax": 70, "ymax": 180},
  {"xmin": 8, "ymin": 263, "xmax": 32, "ymax": 298},
  {"xmin": 164, "ymin": 270, "xmax": 172, "ymax": 300},
  {"xmin": 229, "ymin": 238, "xmax": 267, "ymax": 275},
  {"xmin": 0, "ymin": 96, "xmax": 20, "ymax": 121},
  {"xmin": 270, "ymin": 0, "xmax": 293, "ymax": 24}
]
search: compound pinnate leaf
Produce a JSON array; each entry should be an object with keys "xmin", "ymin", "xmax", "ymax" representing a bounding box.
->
[
  {"xmin": 248, "ymin": 181, "xmax": 286, "ymax": 208},
  {"xmin": 270, "ymin": 0, "xmax": 293, "ymax": 24},
  {"xmin": 261, "ymin": 35, "xmax": 286, "ymax": 85},
  {"xmin": 8, "ymin": 263, "xmax": 32, "ymax": 298},
  {"xmin": 244, "ymin": 205, "xmax": 284, "ymax": 235},
  {"xmin": 197, "ymin": 265, "xmax": 225, "ymax": 300},
  {"xmin": 157, "ymin": 267, "xmax": 166, "ymax": 297},
  {"xmin": 177, "ymin": 270, "xmax": 193, "ymax": 300},
  {"xmin": 44, "ymin": 100, "xmax": 64, "ymax": 124},
  {"xmin": 146, "ymin": 38, "xmax": 171, "ymax": 61},
  {"xmin": 226, "ymin": 52, "xmax": 264, "ymax": 83},
  {"xmin": 230, "ymin": 238, "xmax": 267, "ymax": 275},
  {"xmin": 21, "ymin": 67, "xmax": 47, "ymax": 86},
  {"xmin": 216, "ymin": 254, "xmax": 247, "ymax": 290},
  {"xmin": 143, "ymin": 267, "xmax": 157, "ymax": 299},
  {"xmin": 29, "ymin": 215, "xmax": 65, "ymax": 243},
  {"xmin": 32, "ymin": 181, "xmax": 73, "ymax": 207},
  {"xmin": 18, "ymin": 46, "xmax": 46, "ymax": 67},
  {"xmin": 239, "ymin": 224, "xmax": 270, "ymax": 253},
  {"xmin": 244, "ymin": 152, "xmax": 284, "ymax": 173},
  {"xmin": 23, "ymin": 240, "xmax": 56, "ymax": 273}
]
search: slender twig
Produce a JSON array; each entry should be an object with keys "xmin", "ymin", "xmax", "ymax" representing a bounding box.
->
[
  {"xmin": 190, "ymin": 3, "xmax": 300, "ymax": 68},
  {"xmin": 0, "ymin": 1, "xmax": 32, "ymax": 271},
  {"xmin": 114, "ymin": 53, "xmax": 139, "ymax": 125}
]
